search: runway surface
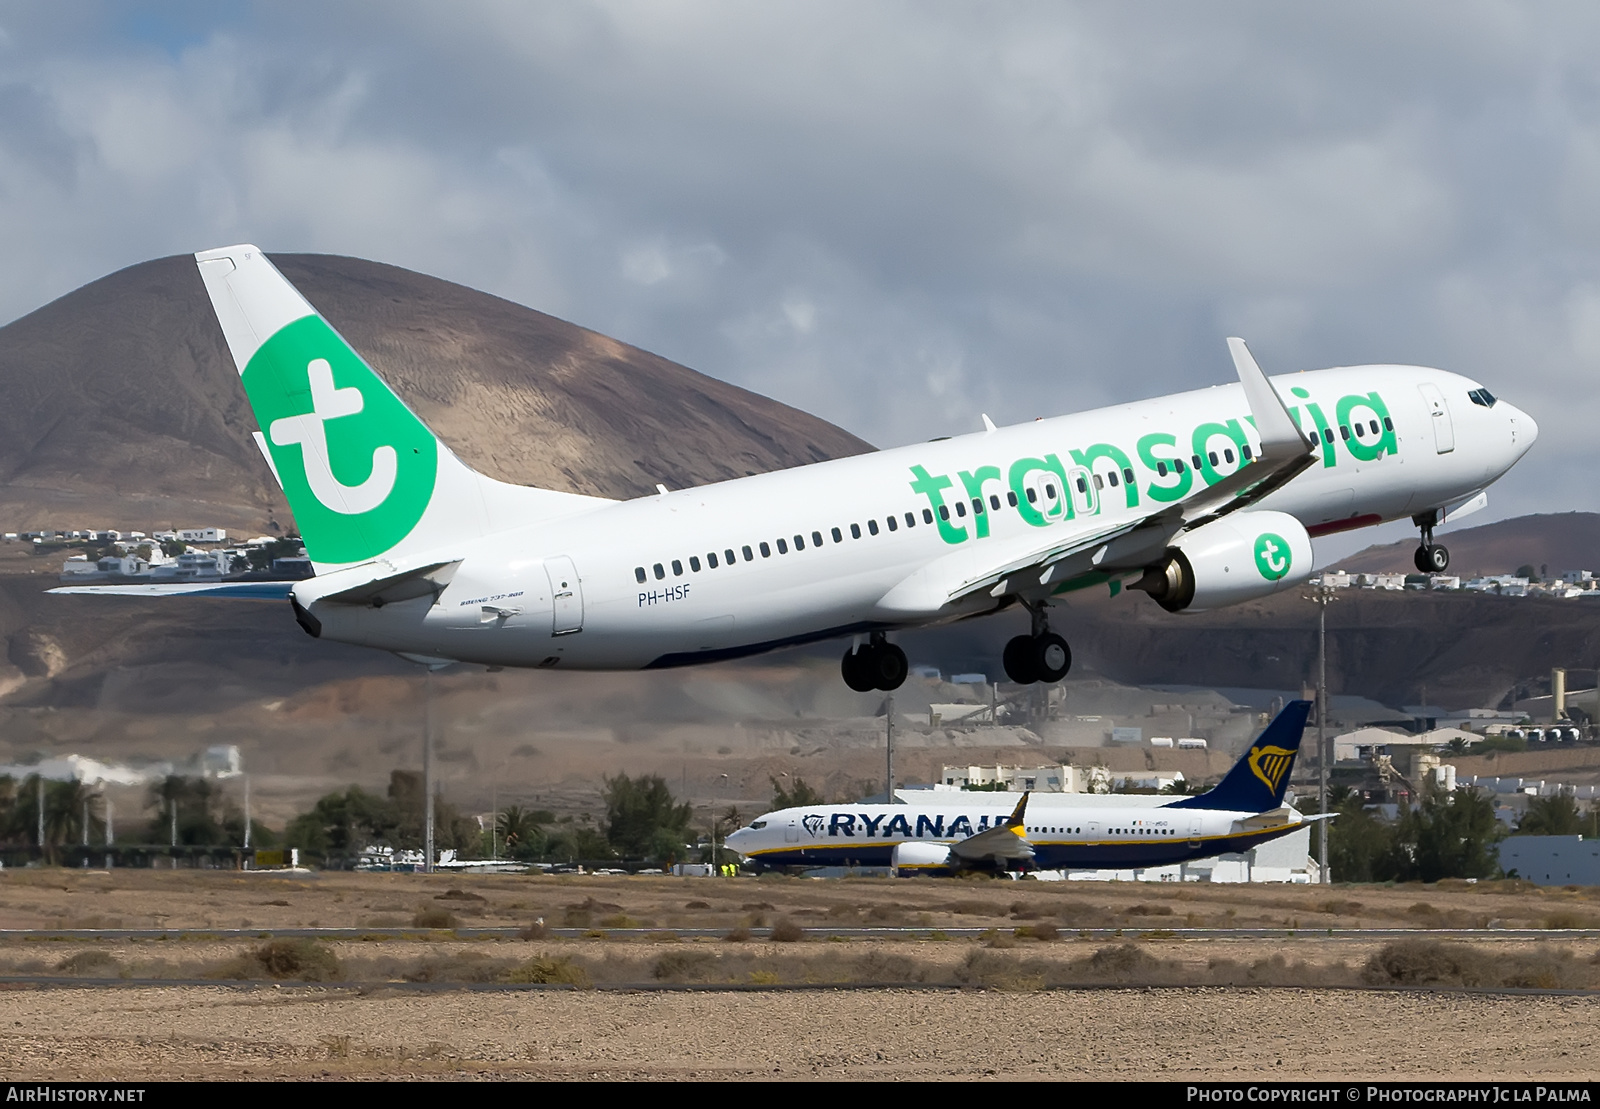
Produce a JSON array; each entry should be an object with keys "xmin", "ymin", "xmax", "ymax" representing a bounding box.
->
[{"xmin": 3, "ymin": 925, "xmax": 1597, "ymax": 941}]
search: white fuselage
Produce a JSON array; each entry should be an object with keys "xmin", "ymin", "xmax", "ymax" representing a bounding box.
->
[
  {"xmin": 300, "ymin": 365, "xmax": 1535, "ymax": 670},
  {"xmin": 722, "ymin": 796, "xmax": 1305, "ymax": 871}
]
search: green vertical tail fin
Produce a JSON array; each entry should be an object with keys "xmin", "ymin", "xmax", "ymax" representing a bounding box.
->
[{"xmin": 195, "ymin": 245, "xmax": 611, "ymax": 571}]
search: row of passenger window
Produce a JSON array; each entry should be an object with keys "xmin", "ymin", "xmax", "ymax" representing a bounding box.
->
[
  {"xmin": 1022, "ymin": 825, "xmax": 1177, "ymax": 837},
  {"xmin": 631, "ymin": 417, "xmax": 1399, "ymax": 585},
  {"xmin": 633, "ymin": 508, "xmax": 935, "ymax": 583}
]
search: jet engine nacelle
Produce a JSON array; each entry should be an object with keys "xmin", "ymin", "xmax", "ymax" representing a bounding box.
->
[
  {"xmin": 1131, "ymin": 510, "xmax": 1313, "ymax": 613},
  {"xmin": 891, "ymin": 841, "xmax": 957, "ymax": 874}
]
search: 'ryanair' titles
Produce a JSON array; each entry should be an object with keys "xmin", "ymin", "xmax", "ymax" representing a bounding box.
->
[{"xmin": 724, "ymin": 702, "xmax": 1319, "ymax": 875}]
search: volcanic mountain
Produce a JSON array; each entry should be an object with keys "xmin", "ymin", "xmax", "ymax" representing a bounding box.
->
[{"xmin": 0, "ymin": 253, "xmax": 873, "ymax": 535}]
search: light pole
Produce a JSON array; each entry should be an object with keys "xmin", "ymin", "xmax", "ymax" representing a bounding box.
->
[
  {"xmin": 489, "ymin": 754, "xmax": 513, "ymax": 862},
  {"xmin": 885, "ymin": 693, "xmax": 896, "ymax": 804},
  {"xmin": 711, "ymin": 773, "xmax": 729, "ymax": 870},
  {"xmin": 417, "ymin": 661, "xmax": 452, "ymax": 873},
  {"xmin": 1304, "ymin": 579, "xmax": 1337, "ymax": 885}
]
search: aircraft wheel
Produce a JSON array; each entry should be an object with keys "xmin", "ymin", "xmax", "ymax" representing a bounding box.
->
[
  {"xmin": 841, "ymin": 647, "xmax": 878, "ymax": 692},
  {"xmin": 1032, "ymin": 632, "xmax": 1072, "ymax": 683},
  {"xmin": 873, "ymin": 643, "xmax": 909, "ymax": 691},
  {"xmin": 1413, "ymin": 545, "xmax": 1431, "ymax": 573},
  {"xmin": 1003, "ymin": 635, "xmax": 1037, "ymax": 684},
  {"xmin": 1426, "ymin": 544, "xmax": 1450, "ymax": 572}
]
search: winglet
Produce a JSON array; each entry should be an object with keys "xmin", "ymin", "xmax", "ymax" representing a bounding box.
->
[
  {"xmin": 1004, "ymin": 790, "xmax": 1029, "ymax": 832},
  {"xmin": 1227, "ymin": 338, "xmax": 1312, "ymax": 456}
]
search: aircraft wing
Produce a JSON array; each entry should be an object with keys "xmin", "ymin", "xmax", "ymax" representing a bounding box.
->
[
  {"xmin": 47, "ymin": 581, "xmax": 297, "ymax": 600},
  {"xmin": 949, "ymin": 792, "xmax": 1034, "ymax": 864},
  {"xmin": 884, "ymin": 338, "xmax": 1316, "ymax": 612}
]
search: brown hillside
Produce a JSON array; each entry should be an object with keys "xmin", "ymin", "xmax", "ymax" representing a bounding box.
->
[
  {"xmin": 0, "ymin": 253, "xmax": 873, "ymax": 534},
  {"xmin": 1333, "ymin": 512, "xmax": 1600, "ymax": 577}
]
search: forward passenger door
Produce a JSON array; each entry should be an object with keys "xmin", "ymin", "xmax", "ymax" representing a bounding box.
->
[{"xmin": 545, "ymin": 556, "xmax": 584, "ymax": 635}]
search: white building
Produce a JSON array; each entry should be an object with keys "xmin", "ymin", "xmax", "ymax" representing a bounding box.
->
[
  {"xmin": 59, "ymin": 554, "xmax": 98, "ymax": 577},
  {"xmin": 1333, "ymin": 726, "xmax": 1455, "ymax": 762},
  {"xmin": 176, "ymin": 527, "xmax": 226, "ymax": 544},
  {"xmin": 941, "ymin": 764, "xmax": 1084, "ymax": 792}
]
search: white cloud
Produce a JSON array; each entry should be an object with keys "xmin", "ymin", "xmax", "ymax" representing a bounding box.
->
[{"xmin": 0, "ymin": 1, "xmax": 1596, "ymax": 525}]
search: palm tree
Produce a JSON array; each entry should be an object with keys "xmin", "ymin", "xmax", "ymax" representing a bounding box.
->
[
  {"xmin": 496, "ymin": 805, "xmax": 553, "ymax": 855},
  {"xmin": 1517, "ymin": 793, "xmax": 1586, "ymax": 836},
  {"xmin": 44, "ymin": 779, "xmax": 102, "ymax": 852}
]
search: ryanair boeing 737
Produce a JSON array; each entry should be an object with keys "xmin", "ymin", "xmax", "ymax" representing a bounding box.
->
[
  {"xmin": 724, "ymin": 701, "xmax": 1318, "ymax": 874},
  {"xmin": 53, "ymin": 246, "xmax": 1537, "ymax": 690}
]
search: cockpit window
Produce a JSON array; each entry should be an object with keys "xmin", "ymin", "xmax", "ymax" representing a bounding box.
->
[
  {"xmin": 1468, "ymin": 388, "xmax": 1498, "ymax": 408},
  {"xmin": 750, "ymin": 821, "xmax": 766, "ymax": 830}
]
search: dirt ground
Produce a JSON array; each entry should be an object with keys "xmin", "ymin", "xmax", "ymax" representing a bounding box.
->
[
  {"xmin": 2, "ymin": 985, "xmax": 1597, "ymax": 1081},
  {"xmin": 3, "ymin": 867, "xmax": 1599, "ymax": 933},
  {"xmin": 0, "ymin": 871, "xmax": 1598, "ymax": 1079}
]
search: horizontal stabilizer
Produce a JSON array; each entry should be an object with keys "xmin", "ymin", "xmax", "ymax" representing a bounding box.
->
[
  {"xmin": 48, "ymin": 581, "xmax": 296, "ymax": 600},
  {"xmin": 315, "ymin": 560, "xmax": 459, "ymax": 607}
]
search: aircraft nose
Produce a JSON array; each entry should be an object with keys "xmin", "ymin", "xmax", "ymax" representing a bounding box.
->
[
  {"xmin": 1505, "ymin": 400, "xmax": 1538, "ymax": 453},
  {"xmin": 724, "ymin": 828, "xmax": 749, "ymax": 853}
]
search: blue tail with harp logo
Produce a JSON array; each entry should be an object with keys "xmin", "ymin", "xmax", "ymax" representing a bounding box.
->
[{"xmin": 1164, "ymin": 700, "xmax": 1312, "ymax": 812}]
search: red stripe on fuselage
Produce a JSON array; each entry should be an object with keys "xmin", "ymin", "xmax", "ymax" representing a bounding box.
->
[{"xmin": 1306, "ymin": 513, "xmax": 1383, "ymax": 538}]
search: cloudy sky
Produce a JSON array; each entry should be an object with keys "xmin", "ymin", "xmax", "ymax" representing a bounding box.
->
[{"xmin": 1, "ymin": 1, "xmax": 1596, "ymax": 559}]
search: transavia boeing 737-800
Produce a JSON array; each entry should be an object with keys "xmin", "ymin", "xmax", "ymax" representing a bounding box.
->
[
  {"xmin": 52, "ymin": 246, "xmax": 1537, "ymax": 690},
  {"xmin": 725, "ymin": 701, "xmax": 1320, "ymax": 874}
]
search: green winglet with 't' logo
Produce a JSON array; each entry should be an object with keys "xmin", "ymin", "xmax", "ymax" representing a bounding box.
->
[{"xmin": 242, "ymin": 315, "xmax": 439, "ymax": 565}]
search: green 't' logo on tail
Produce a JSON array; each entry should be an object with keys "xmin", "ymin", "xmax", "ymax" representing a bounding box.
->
[
  {"xmin": 1253, "ymin": 532, "xmax": 1291, "ymax": 581},
  {"xmin": 242, "ymin": 315, "xmax": 437, "ymax": 564}
]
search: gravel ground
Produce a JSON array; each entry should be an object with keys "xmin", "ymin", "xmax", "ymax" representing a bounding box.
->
[{"xmin": 0, "ymin": 985, "xmax": 1596, "ymax": 1080}]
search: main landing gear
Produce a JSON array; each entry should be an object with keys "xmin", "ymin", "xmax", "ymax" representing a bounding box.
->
[
  {"xmin": 842, "ymin": 633, "xmax": 909, "ymax": 692},
  {"xmin": 1413, "ymin": 511, "xmax": 1450, "ymax": 574},
  {"xmin": 1002, "ymin": 602, "xmax": 1072, "ymax": 685}
]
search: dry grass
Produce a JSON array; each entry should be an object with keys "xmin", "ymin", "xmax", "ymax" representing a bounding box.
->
[
  {"xmin": 213, "ymin": 939, "xmax": 341, "ymax": 982},
  {"xmin": 411, "ymin": 907, "xmax": 459, "ymax": 930},
  {"xmin": 1543, "ymin": 911, "xmax": 1596, "ymax": 930},
  {"xmin": 54, "ymin": 950, "xmax": 122, "ymax": 977},
  {"xmin": 504, "ymin": 954, "xmax": 590, "ymax": 987},
  {"xmin": 769, "ymin": 918, "xmax": 805, "ymax": 942},
  {"xmin": 1362, "ymin": 940, "xmax": 1599, "ymax": 990}
]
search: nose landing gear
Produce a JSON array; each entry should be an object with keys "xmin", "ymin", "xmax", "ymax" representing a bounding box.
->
[
  {"xmin": 841, "ymin": 632, "xmax": 909, "ymax": 692},
  {"xmin": 1413, "ymin": 511, "xmax": 1450, "ymax": 573},
  {"xmin": 1002, "ymin": 602, "xmax": 1072, "ymax": 685}
]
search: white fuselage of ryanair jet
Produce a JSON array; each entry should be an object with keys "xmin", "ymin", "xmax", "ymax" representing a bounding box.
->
[{"xmin": 722, "ymin": 796, "xmax": 1306, "ymax": 873}]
